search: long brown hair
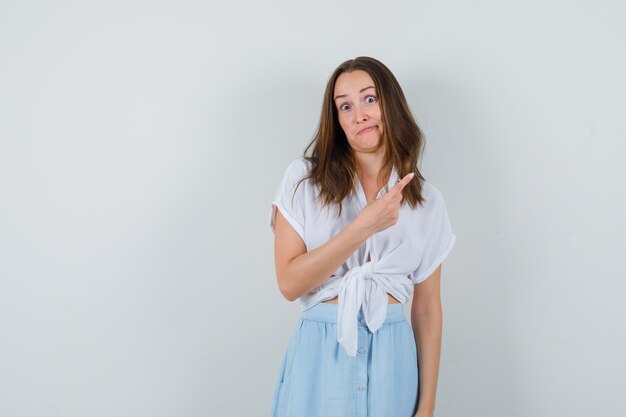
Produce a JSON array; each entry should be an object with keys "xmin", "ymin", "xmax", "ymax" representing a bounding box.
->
[{"xmin": 297, "ymin": 56, "xmax": 427, "ymax": 216}]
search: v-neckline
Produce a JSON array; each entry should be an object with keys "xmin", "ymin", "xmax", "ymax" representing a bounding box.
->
[
  {"xmin": 354, "ymin": 167, "xmax": 399, "ymax": 265},
  {"xmin": 354, "ymin": 167, "xmax": 399, "ymax": 206}
]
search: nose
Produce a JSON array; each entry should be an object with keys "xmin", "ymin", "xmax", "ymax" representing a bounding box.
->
[{"xmin": 354, "ymin": 104, "xmax": 368, "ymax": 123}]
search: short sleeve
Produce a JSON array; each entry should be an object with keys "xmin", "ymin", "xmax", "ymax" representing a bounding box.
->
[
  {"xmin": 269, "ymin": 159, "xmax": 307, "ymax": 242},
  {"xmin": 409, "ymin": 186, "xmax": 457, "ymax": 284}
]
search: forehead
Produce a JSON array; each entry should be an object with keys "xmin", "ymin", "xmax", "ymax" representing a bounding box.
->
[{"xmin": 334, "ymin": 70, "xmax": 376, "ymax": 95}]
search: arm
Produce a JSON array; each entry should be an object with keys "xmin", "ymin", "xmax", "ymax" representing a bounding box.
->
[
  {"xmin": 273, "ymin": 208, "xmax": 370, "ymax": 301},
  {"xmin": 272, "ymin": 172, "xmax": 416, "ymax": 301},
  {"xmin": 410, "ymin": 263, "xmax": 443, "ymax": 417}
]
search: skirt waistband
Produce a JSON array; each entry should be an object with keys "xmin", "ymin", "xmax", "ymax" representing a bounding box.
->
[{"xmin": 301, "ymin": 302, "xmax": 406, "ymax": 324}]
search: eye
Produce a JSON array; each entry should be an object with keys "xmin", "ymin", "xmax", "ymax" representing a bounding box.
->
[
  {"xmin": 365, "ymin": 95, "xmax": 377, "ymax": 103},
  {"xmin": 339, "ymin": 103, "xmax": 350, "ymax": 111}
]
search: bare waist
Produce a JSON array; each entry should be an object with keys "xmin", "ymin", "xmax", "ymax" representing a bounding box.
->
[{"xmin": 322, "ymin": 292, "xmax": 401, "ymax": 304}]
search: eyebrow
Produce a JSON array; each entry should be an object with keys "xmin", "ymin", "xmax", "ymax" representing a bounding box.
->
[{"xmin": 334, "ymin": 85, "xmax": 376, "ymax": 101}]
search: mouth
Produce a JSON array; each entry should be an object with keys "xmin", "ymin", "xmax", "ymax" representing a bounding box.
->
[{"xmin": 357, "ymin": 125, "xmax": 377, "ymax": 135}]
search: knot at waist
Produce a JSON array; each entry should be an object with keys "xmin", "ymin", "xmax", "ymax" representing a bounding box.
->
[{"xmin": 335, "ymin": 261, "xmax": 407, "ymax": 357}]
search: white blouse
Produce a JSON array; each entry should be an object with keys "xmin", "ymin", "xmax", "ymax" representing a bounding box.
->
[{"xmin": 269, "ymin": 157, "xmax": 457, "ymax": 357}]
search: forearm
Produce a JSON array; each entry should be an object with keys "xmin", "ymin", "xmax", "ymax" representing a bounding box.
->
[
  {"xmin": 411, "ymin": 305, "xmax": 442, "ymax": 415},
  {"xmin": 281, "ymin": 220, "xmax": 370, "ymax": 300}
]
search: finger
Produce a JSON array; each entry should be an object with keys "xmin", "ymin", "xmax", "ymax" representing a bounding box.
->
[{"xmin": 389, "ymin": 172, "xmax": 415, "ymax": 195}]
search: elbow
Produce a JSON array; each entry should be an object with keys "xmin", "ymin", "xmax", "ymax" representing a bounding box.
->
[
  {"xmin": 277, "ymin": 274, "xmax": 299, "ymax": 302},
  {"xmin": 410, "ymin": 303, "xmax": 442, "ymax": 323},
  {"xmin": 280, "ymin": 287, "xmax": 298, "ymax": 302}
]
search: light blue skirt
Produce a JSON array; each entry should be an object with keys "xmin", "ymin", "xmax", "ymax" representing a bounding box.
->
[{"xmin": 269, "ymin": 302, "xmax": 419, "ymax": 417}]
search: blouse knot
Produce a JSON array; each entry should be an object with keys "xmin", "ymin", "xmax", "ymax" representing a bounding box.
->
[
  {"xmin": 336, "ymin": 260, "xmax": 392, "ymax": 357},
  {"xmin": 359, "ymin": 261, "xmax": 373, "ymax": 279}
]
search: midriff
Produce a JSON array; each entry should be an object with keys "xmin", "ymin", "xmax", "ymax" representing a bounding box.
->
[
  {"xmin": 322, "ymin": 293, "xmax": 401, "ymax": 304},
  {"xmin": 322, "ymin": 255, "xmax": 402, "ymax": 304}
]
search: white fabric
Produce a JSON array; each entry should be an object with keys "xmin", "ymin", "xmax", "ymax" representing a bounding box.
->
[{"xmin": 269, "ymin": 157, "xmax": 457, "ymax": 356}]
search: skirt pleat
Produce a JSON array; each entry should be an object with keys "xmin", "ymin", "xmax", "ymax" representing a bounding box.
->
[{"xmin": 269, "ymin": 302, "xmax": 419, "ymax": 417}]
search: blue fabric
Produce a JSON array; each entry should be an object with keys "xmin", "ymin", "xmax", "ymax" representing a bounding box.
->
[{"xmin": 269, "ymin": 302, "xmax": 419, "ymax": 417}]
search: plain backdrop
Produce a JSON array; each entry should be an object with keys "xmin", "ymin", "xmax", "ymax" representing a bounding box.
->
[{"xmin": 1, "ymin": 1, "xmax": 625, "ymax": 416}]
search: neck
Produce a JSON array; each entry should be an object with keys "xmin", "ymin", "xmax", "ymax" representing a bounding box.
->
[{"xmin": 354, "ymin": 154, "xmax": 390, "ymax": 190}]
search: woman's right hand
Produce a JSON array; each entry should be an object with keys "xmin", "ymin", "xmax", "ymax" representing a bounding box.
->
[{"xmin": 354, "ymin": 172, "xmax": 415, "ymax": 237}]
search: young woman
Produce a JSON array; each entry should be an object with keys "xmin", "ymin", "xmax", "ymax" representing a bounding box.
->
[{"xmin": 268, "ymin": 56, "xmax": 457, "ymax": 417}]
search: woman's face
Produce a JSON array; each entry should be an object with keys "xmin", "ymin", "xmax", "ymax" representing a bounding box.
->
[{"xmin": 333, "ymin": 70, "xmax": 384, "ymax": 153}]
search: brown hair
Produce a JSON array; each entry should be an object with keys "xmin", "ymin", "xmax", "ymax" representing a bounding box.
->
[{"xmin": 297, "ymin": 56, "xmax": 427, "ymax": 216}]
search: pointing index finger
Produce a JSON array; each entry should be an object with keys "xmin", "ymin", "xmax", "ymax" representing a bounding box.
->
[{"xmin": 389, "ymin": 172, "xmax": 415, "ymax": 195}]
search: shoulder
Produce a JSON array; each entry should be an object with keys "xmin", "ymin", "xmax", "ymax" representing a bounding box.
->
[
  {"xmin": 419, "ymin": 178, "xmax": 444, "ymax": 205},
  {"xmin": 416, "ymin": 179, "xmax": 454, "ymax": 219},
  {"xmin": 283, "ymin": 157, "xmax": 312, "ymax": 181}
]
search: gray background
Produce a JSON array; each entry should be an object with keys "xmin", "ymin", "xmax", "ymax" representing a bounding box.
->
[{"xmin": 1, "ymin": 1, "xmax": 625, "ymax": 416}]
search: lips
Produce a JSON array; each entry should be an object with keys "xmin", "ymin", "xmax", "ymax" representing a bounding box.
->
[{"xmin": 357, "ymin": 125, "xmax": 376, "ymax": 135}]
